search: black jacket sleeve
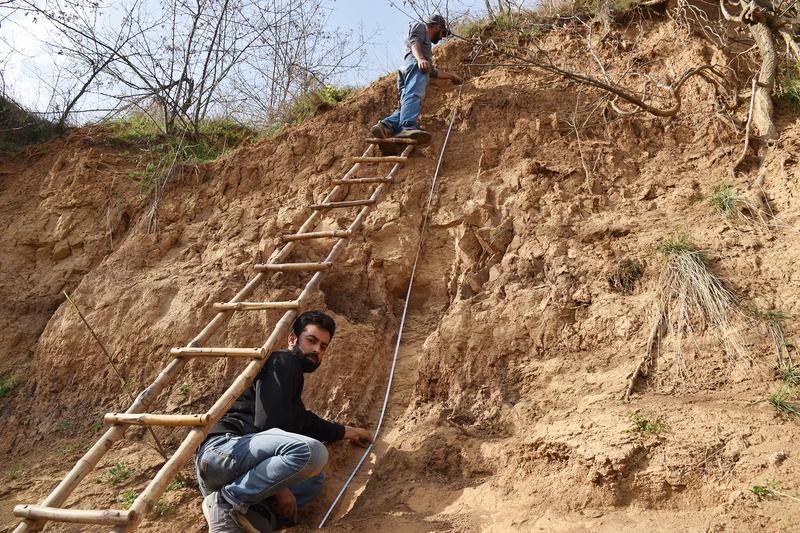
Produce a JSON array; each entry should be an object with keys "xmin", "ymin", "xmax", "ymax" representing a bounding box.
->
[
  {"xmin": 254, "ymin": 351, "xmax": 345, "ymax": 442},
  {"xmin": 301, "ymin": 403, "xmax": 346, "ymax": 442}
]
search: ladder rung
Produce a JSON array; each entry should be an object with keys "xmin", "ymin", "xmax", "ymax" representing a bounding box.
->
[
  {"xmin": 332, "ymin": 177, "xmax": 392, "ymax": 185},
  {"xmin": 104, "ymin": 413, "xmax": 209, "ymax": 427},
  {"xmin": 309, "ymin": 199, "xmax": 375, "ymax": 210},
  {"xmin": 364, "ymin": 137, "xmax": 419, "ymax": 144},
  {"xmin": 13, "ymin": 505, "xmax": 133, "ymax": 526},
  {"xmin": 170, "ymin": 347, "xmax": 264, "ymax": 358},
  {"xmin": 254, "ymin": 261, "xmax": 333, "ymax": 272},
  {"xmin": 353, "ymin": 156, "xmax": 408, "ymax": 163},
  {"xmin": 280, "ymin": 230, "xmax": 352, "ymax": 241},
  {"xmin": 213, "ymin": 301, "xmax": 300, "ymax": 311}
]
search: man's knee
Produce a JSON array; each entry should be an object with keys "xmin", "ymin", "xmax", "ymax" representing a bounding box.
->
[{"xmin": 304, "ymin": 438, "xmax": 328, "ymax": 477}]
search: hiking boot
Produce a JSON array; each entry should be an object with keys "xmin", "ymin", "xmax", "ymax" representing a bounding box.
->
[
  {"xmin": 370, "ymin": 121, "xmax": 393, "ymax": 139},
  {"xmin": 203, "ymin": 491, "xmax": 244, "ymax": 533},
  {"xmin": 241, "ymin": 501, "xmax": 277, "ymax": 532},
  {"xmin": 396, "ymin": 128, "xmax": 432, "ymax": 144}
]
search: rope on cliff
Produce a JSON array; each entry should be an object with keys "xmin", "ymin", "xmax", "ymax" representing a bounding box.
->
[{"xmin": 318, "ymin": 85, "xmax": 463, "ymax": 529}]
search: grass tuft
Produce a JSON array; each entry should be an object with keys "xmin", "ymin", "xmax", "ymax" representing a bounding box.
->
[
  {"xmin": 655, "ymin": 233, "xmax": 703, "ymax": 258},
  {"xmin": 166, "ymin": 473, "xmax": 187, "ymax": 492},
  {"xmin": 751, "ymin": 481, "xmax": 778, "ymax": 499},
  {"xmin": 119, "ymin": 489, "xmax": 137, "ymax": 509},
  {"xmin": 627, "ymin": 234, "xmax": 747, "ymax": 399},
  {"xmin": 778, "ymin": 364, "xmax": 800, "ymax": 386},
  {"xmin": 7, "ymin": 463, "xmax": 24, "ymax": 480},
  {"xmin": 107, "ymin": 462, "xmax": 132, "ymax": 486},
  {"xmin": 708, "ymin": 184, "xmax": 739, "ymax": 215},
  {"xmin": 764, "ymin": 388, "xmax": 800, "ymax": 419},
  {"xmin": 151, "ymin": 499, "xmax": 174, "ymax": 517},
  {"xmin": 282, "ymin": 85, "xmax": 354, "ymax": 126},
  {"xmin": 626, "ymin": 412, "xmax": 664, "ymax": 434},
  {"xmin": 753, "ymin": 307, "xmax": 790, "ymax": 325},
  {"xmin": 752, "ymin": 305, "xmax": 792, "ymax": 368},
  {"xmin": 608, "ymin": 259, "xmax": 643, "ymax": 295},
  {"xmin": 0, "ymin": 372, "xmax": 22, "ymax": 398},
  {"xmin": 778, "ymin": 61, "xmax": 800, "ymax": 107}
]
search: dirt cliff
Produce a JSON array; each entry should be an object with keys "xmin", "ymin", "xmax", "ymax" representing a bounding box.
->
[{"xmin": 2, "ymin": 6, "xmax": 800, "ymax": 532}]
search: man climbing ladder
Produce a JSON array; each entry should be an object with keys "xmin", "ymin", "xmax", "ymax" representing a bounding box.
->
[{"xmin": 371, "ymin": 14, "xmax": 462, "ymax": 147}]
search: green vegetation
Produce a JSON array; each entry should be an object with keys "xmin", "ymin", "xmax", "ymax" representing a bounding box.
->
[
  {"xmin": 625, "ymin": 412, "xmax": 664, "ymax": 434},
  {"xmin": 778, "ymin": 364, "xmax": 800, "ymax": 386},
  {"xmin": 0, "ymin": 372, "xmax": 22, "ymax": 398},
  {"xmin": 166, "ymin": 473, "xmax": 187, "ymax": 492},
  {"xmin": 764, "ymin": 388, "xmax": 800, "ymax": 419},
  {"xmin": 7, "ymin": 463, "xmax": 24, "ymax": 480},
  {"xmin": 107, "ymin": 462, "xmax": 133, "ymax": 486},
  {"xmin": 55, "ymin": 441, "xmax": 85, "ymax": 456},
  {"xmin": 753, "ymin": 307, "xmax": 791, "ymax": 326},
  {"xmin": 608, "ymin": 258, "xmax": 643, "ymax": 295},
  {"xmin": 119, "ymin": 488, "xmax": 138, "ymax": 509},
  {"xmin": 179, "ymin": 383, "xmax": 191, "ymax": 395},
  {"xmin": 151, "ymin": 499, "xmax": 174, "ymax": 517},
  {"xmin": 102, "ymin": 114, "xmax": 257, "ymax": 197},
  {"xmin": 282, "ymin": 84, "xmax": 354, "ymax": 126},
  {"xmin": 56, "ymin": 419, "xmax": 71, "ymax": 433},
  {"xmin": 0, "ymin": 96, "xmax": 57, "ymax": 154},
  {"xmin": 778, "ymin": 61, "xmax": 800, "ymax": 107},
  {"xmin": 708, "ymin": 184, "xmax": 739, "ymax": 215},
  {"xmin": 751, "ymin": 480, "xmax": 778, "ymax": 499},
  {"xmin": 655, "ymin": 234, "xmax": 704, "ymax": 258}
]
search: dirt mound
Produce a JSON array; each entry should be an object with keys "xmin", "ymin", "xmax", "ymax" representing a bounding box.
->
[{"xmin": 2, "ymin": 7, "xmax": 800, "ymax": 533}]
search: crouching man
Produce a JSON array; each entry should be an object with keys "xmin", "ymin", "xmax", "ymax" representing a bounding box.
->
[{"xmin": 196, "ymin": 311, "xmax": 373, "ymax": 532}]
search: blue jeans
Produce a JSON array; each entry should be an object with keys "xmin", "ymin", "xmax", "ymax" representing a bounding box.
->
[
  {"xmin": 381, "ymin": 58, "xmax": 429, "ymax": 133},
  {"xmin": 195, "ymin": 429, "xmax": 328, "ymax": 514}
]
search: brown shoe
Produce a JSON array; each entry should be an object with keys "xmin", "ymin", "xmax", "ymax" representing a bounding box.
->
[
  {"xmin": 370, "ymin": 121, "xmax": 393, "ymax": 139},
  {"xmin": 396, "ymin": 128, "xmax": 432, "ymax": 144}
]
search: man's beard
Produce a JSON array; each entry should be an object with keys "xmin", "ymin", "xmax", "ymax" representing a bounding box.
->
[{"xmin": 292, "ymin": 343, "xmax": 321, "ymax": 373}]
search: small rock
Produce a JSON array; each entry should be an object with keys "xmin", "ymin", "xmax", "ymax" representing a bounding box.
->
[
  {"xmin": 772, "ymin": 451, "xmax": 788, "ymax": 466},
  {"xmin": 52, "ymin": 239, "xmax": 71, "ymax": 260}
]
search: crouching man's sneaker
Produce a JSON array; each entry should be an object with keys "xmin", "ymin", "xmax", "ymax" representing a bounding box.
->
[
  {"xmin": 370, "ymin": 121, "xmax": 393, "ymax": 139},
  {"xmin": 396, "ymin": 128, "xmax": 432, "ymax": 144},
  {"xmin": 203, "ymin": 491, "xmax": 244, "ymax": 533}
]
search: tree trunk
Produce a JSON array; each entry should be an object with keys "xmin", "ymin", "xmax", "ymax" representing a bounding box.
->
[{"xmin": 749, "ymin": 22, "xmax": 778, "ymax": 139}]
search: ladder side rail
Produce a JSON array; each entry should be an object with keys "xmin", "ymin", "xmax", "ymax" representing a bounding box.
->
[
  {"xmin": 13, "ymin": 146, "xmax": 383, "ymax": 533},
  {"xmin": 119, "ymin": 146, "xmax": 411, "ymax": 530}
]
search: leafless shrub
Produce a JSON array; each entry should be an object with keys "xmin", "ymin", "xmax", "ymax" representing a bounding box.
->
[{"xmin": 3, "ymin": 0, "xmax": 368, "ymax": 132}]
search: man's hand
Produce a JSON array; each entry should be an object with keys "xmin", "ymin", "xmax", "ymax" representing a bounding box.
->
[
  {"xmin": 449, "ymin": 73, "xmax": 463, "ymax": 85},
  {"xmin": 272, "ymin": 487, "xmax": 297, "ymax": 520},
  {"xmin": 417, "ymin": 58, "xmax": 431, "ymax": 73},
  {"xmin": 344, "ymin": 426, "xmax": 373, "ymax": 447}
]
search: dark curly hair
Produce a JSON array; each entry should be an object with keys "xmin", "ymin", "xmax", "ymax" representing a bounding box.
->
[{"xmin": 292, "ymin": 310, "xmax": 336, "ymax": 339}]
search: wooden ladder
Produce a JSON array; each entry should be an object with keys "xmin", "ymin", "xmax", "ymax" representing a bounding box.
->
[{"xmin": 12, "ymin": 138, "xmax": 418, "ymax": 532}]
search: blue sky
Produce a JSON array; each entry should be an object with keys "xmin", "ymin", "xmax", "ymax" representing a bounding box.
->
[
  {"xmin": 327, "ymin": 0, "xmax": 491, "ymax": 84},
  {"xmin": 0, "ymin": 0, "xmax": 496, "ymax": 113}
]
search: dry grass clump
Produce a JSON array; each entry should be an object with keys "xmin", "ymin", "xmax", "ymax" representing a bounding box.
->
[
  {"xmin": 706, "ymin": 183, "xmax": 772, "ymax": 229},
  {"xmin": 625, "ymin": 234, "xmax": 749, "ymax": 400},
  {"xmin": 752, "ymin": 306, "xmax": 792, "ymax": 367},
  {"xmin": 608, "ymin": 258, "xmax": 643, "ymax": 294},
  {"xmin": 708, "ymin": 184, "xmax": 739, "ymax": 215}
]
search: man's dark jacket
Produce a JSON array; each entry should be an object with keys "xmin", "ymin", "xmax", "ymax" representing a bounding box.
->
[{"xmin": 207, "ymin": 349, "xmax": 345, "ymax": 442}]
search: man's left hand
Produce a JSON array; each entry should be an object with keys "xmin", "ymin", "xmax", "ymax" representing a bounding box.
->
[
  {"xmin": 344, "ymin": 426, "xmax": 373, "ymax": 447},
  {"xmin": 450, "ymin": 74, "xmax": 463, "ymax": 85}
]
